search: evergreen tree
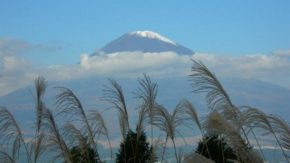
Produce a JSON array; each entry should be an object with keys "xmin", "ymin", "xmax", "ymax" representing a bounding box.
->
[
  {"xmin": 70, "ymin": 142, "xmax": 102, "ymax": 163},
  {"xmin": 116, "ymin": 130, "xmax": 154, "ymax": 163},
  {"xmin": 195, "ymin": 135, "xmax": 238, "ymax": 163}
]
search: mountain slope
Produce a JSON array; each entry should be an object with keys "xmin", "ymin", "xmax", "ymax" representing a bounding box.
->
[
  {"xmin": 1, "ymin": 76, "xmax": 290, "ymax": 121},
  {"xmin": 93, "ymin": 31, "xmax": 194, "ymax": 55}
]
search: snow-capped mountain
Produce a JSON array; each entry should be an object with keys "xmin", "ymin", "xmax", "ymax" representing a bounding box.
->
[
  {"xmin": 1, "ymin": 30, "xmax": 290, "ymax": 162},
  {"xmin": 93, "ymin": 30, "xmax": 194, "ymax": 55}
]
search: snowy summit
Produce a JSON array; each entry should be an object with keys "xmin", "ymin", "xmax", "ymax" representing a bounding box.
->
[{"xmin": 129, "ymin": 30, "xmax": 177, "ymax": 45}]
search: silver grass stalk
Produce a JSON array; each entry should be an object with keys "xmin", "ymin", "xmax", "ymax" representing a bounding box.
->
[
  {"xmin": 55, "ymin": 87, "xmax": 98, "ymax": 160},
  {"xmin": 178, "ymin": 99, "xmax": 202, "ymax": 133},
  {"xmin": 0, "ymin": 107, "xmax": 32, "ymax": 163},
  {"xmin": 268, "ymin": 115, "xmax": 290, "ymax": 135},
  {"xmin": 31, "ymin": 76, "xmax": 47, "ymax": 163},
  {"xmin": 151, "ymin": 103, "xmax": 184, "ymax": 163},
  {"xmin": 160, "ymin": 136, "xmax": 168, "ymax": 162},
  {"xmin": 267, "ymin": 115, "xmax": 290, "ymax": 159},
  {"xmin": 133, "ymin": 104, "xmax": 152, "ymax": 162},
  {"xmin": 103, "ymin": 79, "xmax": 130, "ymax": 140},
  {"xmin": 42, "ymin": 107, "xmax": 73, "ymax": 163},
  {"xmin": 149, "ymin": 136, "xmax": 162, "ymax": 162},
  {"xmin": 267, "ymin": 115, "xmax": 290, "ymax": 162},
  {"xmin": 248, "ymin": 128, "xmax": 266, "ymax": 161},
  {"xmin": 189, "ymin": 60, "xmax": 242, "ymax": 124},
  {"xmin": 178, "ymin": 99, "xmax": 213, "ymax": 159},
  {"xmin": 136, "ymin": 73, "xmax": 158, "ymax": 144},
  {"xmin": 30, "ymin": 132, "xmax": 45, "ymax": 163},
  {"xmin": 34, "ymin": 76, "xmax": 46, "ymax": 134},
  {"xmin": 63, "ymin": 123, "xmax": 92, "ymax": 161},
  {"xmin": 89, "ymin": 111, "xmax": 113, "ymax": 161},
  {"xmin": 243, "ymin": 107, "xmax": 290, "ymax": 162},
  {"xmin": 190, "ymin": 60, "xmax": 250, "ymax": 143},
  {"xmin": 136, "ymin": 104, "xmax": 148, "ymax": 140},
  {"xmin": 190, "ymin": 60, "xmax": 233, "ymax": 110},
  {"xmin": 282, "ymin": 134, "xmax": 290, "ymax": 153},
  {"xmin": 184, "ymin": 153, "xmax": 214, "ymax": 163},
  {"xmin": 204, "ymin": 111, "xmax": 263, "ymax": 163},
  {"xmin": 0, "ymin": 148, "xmax": 15, "ymax": 163}
]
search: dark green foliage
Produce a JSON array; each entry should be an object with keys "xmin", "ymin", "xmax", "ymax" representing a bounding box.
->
[
  {"xmin": 116, "ymin": 130, "xmax": 154, "ymax": 163},
  {"xmin": 195, "ymin": 135, "xmax": 238, "ymax": 163},
  {"xmin": 70, "ymin": 144, "xmax": 102, "ymax": 163}
]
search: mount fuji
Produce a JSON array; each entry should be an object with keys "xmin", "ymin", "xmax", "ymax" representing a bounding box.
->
[
  {"xmin": 93, "ymin": 30, "xmax": 194, "ymax": 55},
  {"xmin": 1, "ymin": 30, "xmax": 290, "ymax": 139}
]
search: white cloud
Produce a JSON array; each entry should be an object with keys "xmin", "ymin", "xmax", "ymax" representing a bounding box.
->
[
  {"xmin": 80, "ymin": 52, "xmax": 192, "ymax": 76},
  {"xmin": 2, "ymin": 56, "xmax": 30, "ymax": 71},
  {"xmin": 192, "ymin": 52, "xmax": 290, "ymax": 89},
  {"xmin": 1, "ymin": 48, "xmax": 290, "ymax": 96},
  {"xmin": 0, "ymin": 38, "xmax": 31, "ymax": 57},
  {"xmin": 273, "ymin": 49, "xmax": 290, "ymax": 57},
  {"xmin": 0, "ymin": 38, "xmax": 63, "ymax": 57}
]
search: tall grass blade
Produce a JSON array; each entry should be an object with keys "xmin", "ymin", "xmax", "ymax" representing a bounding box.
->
[
  {"xmin": 0, "ymin": 107, "xmax": 31, "ymax": 162},
  {"xmin": 103, "ymin": 79, "xmax": 129, "ymax": 140}
]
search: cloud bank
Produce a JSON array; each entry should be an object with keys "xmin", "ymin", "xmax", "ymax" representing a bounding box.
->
[
  {"xmin": 1, "ymin": 38, "xmax": 290, "ymax": 96},
  {"xmin": 193, "ymin": 51, "xmax": 290, "ymax": 89}
]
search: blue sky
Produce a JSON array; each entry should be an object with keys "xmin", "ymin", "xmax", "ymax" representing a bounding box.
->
[
  {"xmin": 1, "ymin": 0, "xmax": 290, "ymax": 64},
  {"xmin": 1, "ymin": 1, "xmax": 290, "ymax": 96}
]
